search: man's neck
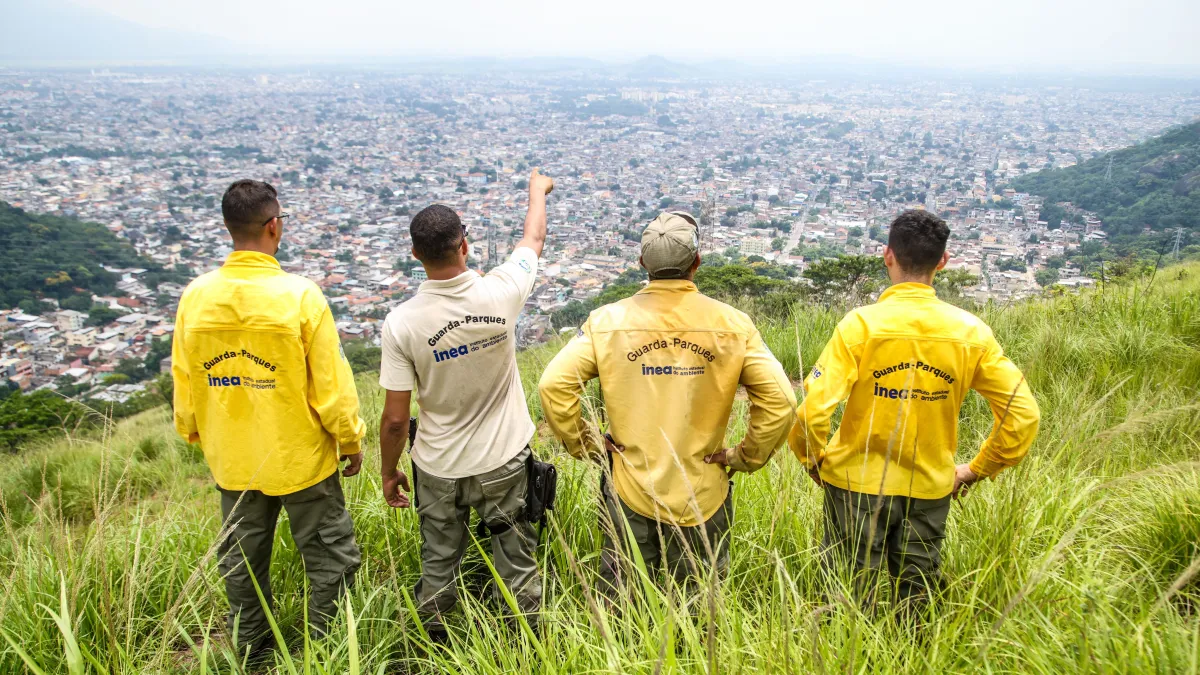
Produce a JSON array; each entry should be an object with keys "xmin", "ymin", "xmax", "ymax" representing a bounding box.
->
[
  {"xmin": 891, "ymin": 273, "xmax": 935, "ymax": 286},
  {"xmin": 233, "ymin": 240, "xmax": 277, "ymax": 256},
  {"xmin": 424, "ymin": 261, "xmax": 469, "ymax": 281}
]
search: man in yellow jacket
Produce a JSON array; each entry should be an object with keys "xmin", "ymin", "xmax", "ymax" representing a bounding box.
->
[
  {"xmin": 789, "ymin": 209, "xmax": 1039, "ymax": 613},
  {"xmin": 172, "ymin": 179, "xmax": 366, "ymax": 658},
  {"xmin": 539, "ymin": 212, "xmax": 796, "ymax": 591}
]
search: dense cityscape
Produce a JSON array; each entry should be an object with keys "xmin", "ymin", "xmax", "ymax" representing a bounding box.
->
[{"xmin": 0, "ymin": 68, "xmax": 1197, "ymax": 398}]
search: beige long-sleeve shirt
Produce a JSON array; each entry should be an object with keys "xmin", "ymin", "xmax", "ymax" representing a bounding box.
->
[{"xmin": 539, "ymin": 280, "xmax": 796, "ymax": 526}]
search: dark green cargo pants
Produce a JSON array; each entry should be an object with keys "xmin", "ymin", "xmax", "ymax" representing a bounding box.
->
[
  {"xmin": 217, "ymin": 471, "xmax": 361, "ymax": 652},
  {"xmin": 820, "ymin": 483, "xmax": 951, "ymax": 610},
  {"xmin": 599, "ymin": 482, "xmax": 734, "ymax": 593},
  {"xmin": 413, "ymin": 448, "xmax": 542, "ymax": 631}
]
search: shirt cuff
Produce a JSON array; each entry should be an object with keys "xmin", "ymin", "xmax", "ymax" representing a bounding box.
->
[
  {"xmin": 725, "ymin": 443, "xmax": 754, "ymax": 473},
  {"xmin": 339, "ymin": 439, "xmax": 362, "ymax": 456},
  {"xmin": 968, "ymin": 453, "xmax": 999, "ymax": 478}
]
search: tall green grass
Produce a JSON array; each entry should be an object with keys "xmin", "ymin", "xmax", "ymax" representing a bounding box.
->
[{"xmin": 1, "ymin": 264, "xmax": 1198, "ymax": 673}]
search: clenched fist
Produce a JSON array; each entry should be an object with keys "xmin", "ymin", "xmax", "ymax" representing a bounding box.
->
[{"xmin": 529, "ymin": 168, "xmax": 554, "ymax": 196}]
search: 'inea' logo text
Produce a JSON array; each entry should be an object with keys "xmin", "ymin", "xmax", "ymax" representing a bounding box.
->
[{"xmin": 208, "ymin": 375, "xmax": 244, "ymax": 387}]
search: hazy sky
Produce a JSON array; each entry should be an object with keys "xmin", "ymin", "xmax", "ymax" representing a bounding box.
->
[{"xmin": 72, "ymin": 0, "xmax": 1200, "ymax": 70}]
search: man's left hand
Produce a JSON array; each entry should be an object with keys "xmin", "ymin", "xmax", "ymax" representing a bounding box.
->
[
  {"xmin": 952, "ymin": 463, "xmax": 979, "ymax": 500},
  {"xmin": 704, "ymin": 448, "xmax": 735, "ymax": 472},
  {"xmin": 341, "ymin": 452, "xmax": 363, "ymax": 477}
]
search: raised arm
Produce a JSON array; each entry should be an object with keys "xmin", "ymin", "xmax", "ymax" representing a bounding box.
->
[{"xmin": 514, "ymin": 168, "xmax": 555, "ymax": 258}]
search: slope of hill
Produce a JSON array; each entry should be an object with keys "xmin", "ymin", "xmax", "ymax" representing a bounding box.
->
[
  {"xmin": 1010, "ymin": 120, "xmax": 1200, "ymax": 235},
  {"xmin": 0, "ymin": 0, "xmax": 236, "ymax": 65},
  {"xmin": 1, "ymin": 264, "xmax": 1199, "ymax": 673},
  {"xmin": 0, "ymin": 201, "xmax": 172, "ymax": 310}
]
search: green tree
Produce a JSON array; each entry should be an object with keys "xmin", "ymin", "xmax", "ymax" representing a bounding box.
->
[
  {"xmin": 1035, "ymin": 268, "xmax": 1061, "ymax": 288},
  {"xmin": 996, "ymin": 258, "xmax": 1028, "ymax": 273},
  {"xmin": 551, "ymin": 282, "xmax": 643, "ymax": 329},
  {"xmin": 87, "ymin": 306, "xmax": 120, "ymax": 327},
  {"xmin": 343, "ymin": 339, "xmax": 383, "ymax": 374},
  {"xmin": 142, "ymin": 336, "xmax": 172, "ymax": 375},
  {"xmin": 61, "ymin": 294, "xmax": 93, "ymax": 311},
  {"xmin": 0, "ymin": 390, "xmax": 96, "ymax": 450},
  {"xmin": 933, "ymin": 268, "xmax": 981, "ymax": 296},
  {"xmin": 695, "ymin": 265, "xmax": 793, "ymax": 298},
  {"xmin": 802, "ymin": 255, "xmax": 887, "ymax": 303}
]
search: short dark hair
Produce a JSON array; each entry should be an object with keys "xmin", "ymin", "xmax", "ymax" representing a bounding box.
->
[
  {"xmin": 221, "ymin": 179, "xmax": 278, "ymax": 235},
  {"xmin": 410, "ymin": 204, "xmax": 464, "ymax": 264},
  {"xmin": 887, "ymin": 210, "xmax": 950, "ymax": 273}
]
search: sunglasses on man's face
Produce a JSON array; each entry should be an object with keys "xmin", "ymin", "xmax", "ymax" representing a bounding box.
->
[{"xmin": 261, "ymin": 212, "xmax": 291, "ymax": 227}]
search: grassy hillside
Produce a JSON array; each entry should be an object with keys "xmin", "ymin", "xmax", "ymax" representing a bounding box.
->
[
  {"xmin": 2, "ymin": 265, "xmax": 1199, "ymax": 673},
  {"xmin": 1009, "ymin": 120, "xmax": 1200, "ymax": 236}
]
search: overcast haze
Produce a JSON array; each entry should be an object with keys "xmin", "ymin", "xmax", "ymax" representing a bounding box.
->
[{"xmin": 16, "ymin": 0, "xmax": 1200, "ymax": 71}]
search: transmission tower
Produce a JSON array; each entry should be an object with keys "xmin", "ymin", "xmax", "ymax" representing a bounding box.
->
[
  {"xmin": 1171, "ymin": 227, "xmax": 1184, "ymax": 261},
  {"xmin": 699, "ymin": 190, "xmax": 716, "ymax": 250},
  {"xmin": 485, "ymin": 217, "xmax": 498, "ymax": 268},
  {"xmin": 1103, "ymin": 156, "xmax": 1113, "ymax": 184}
]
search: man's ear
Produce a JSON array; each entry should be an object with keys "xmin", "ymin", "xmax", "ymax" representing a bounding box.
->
[
  {"xmin": 690, "ymin": 254, "xmax": 701, "ymax": 273},
  {"xmin": 461, "ymin": 237, "xmax": 469, "ymax": 256},
  {"xmin": 883, "ymin": 246, "xmax": 895, "ymax": 267},
  {"xmin": 936, "ymin": 251, "xmax": 950, "ymax": 271},
  {"xmin": 639, "ymin": 255, "xmax": 647, "ymax": 271}
]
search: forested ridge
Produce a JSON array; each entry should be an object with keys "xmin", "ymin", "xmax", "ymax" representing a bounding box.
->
[
  {"xmin": 1010, "ymin": 120, "xmax": 1200, "ymax": 235},
  {"xmin": 0, "ymin": 201, "xmax": 168, "ymax": 309}
]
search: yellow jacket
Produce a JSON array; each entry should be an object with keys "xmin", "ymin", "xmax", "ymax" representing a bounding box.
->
[
  {"xmin": 539, "ymin": 280, "xmax": 797, "ymax": 526},
  {"xmin": 789, "ymin": 282, "xmax": 1039, "ymax": 499},
  {"xmin": 172, "ymin": 251, "xmax": 365, "ymax": 495}
]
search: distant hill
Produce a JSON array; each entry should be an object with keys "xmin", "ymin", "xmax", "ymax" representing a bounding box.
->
[
  {"xmin": 0, "ymin": 0, "xmax": 235, "ymax": 65},
  {"xmin": 1010, "ymin": 120, "xmax": 1200, "ymax": 235},
  {"xmin": 0, "ymin": 202, "xmax": 168, "ymax": 311}
]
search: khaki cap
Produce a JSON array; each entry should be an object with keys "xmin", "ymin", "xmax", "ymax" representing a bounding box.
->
[{"xmin": 641, "ymin": 212, "xmax": 699, "ymax": 279}]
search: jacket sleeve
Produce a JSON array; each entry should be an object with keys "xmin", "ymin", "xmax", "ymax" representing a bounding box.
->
[
  {"xmin": 538, "ymin": 319, "xmax": 603, "ymax": 460},
  {"xmin": 170, "ymin": 303, "xmax": 199, "ymax": 444},
  {"xmin": 727, "ymin": 327, "xmax": 798, "ymax": 473},
  {"xmin": 305, "ymin": 299, "xmax": 367, "ymax": 455},
  {"xmin": 968, "ymin": 335, "xmax": 1039, "ymax": 477},
  {"xmin": 788, "ymin": 323, "xmax": 859, "ymax": 470}
]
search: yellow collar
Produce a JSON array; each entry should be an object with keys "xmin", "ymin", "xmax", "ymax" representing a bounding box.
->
[
  {"xmin": 223, "ymin": 250, "xmax": 282, "ymax": 270},
  {"xmin": 878, "ymin": 282, "xmax": 936, "ymax": 302},
  {"xmin": 637, "ymin": 279, "xmax": 698, "ymax": 295}
]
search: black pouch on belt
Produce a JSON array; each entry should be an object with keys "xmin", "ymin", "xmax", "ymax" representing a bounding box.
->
[{"xmin": 525, "ymin": 450, "xmax": 558, "ymax": 528}]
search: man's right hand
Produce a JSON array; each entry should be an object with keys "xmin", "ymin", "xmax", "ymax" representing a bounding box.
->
[
  {"xmin": 382, "ymin": 469, "xmax": 412, "ymax": 508},
  {"xmin": 529, "ymin": 168, "xmax": 554, "ymax": 196},
  {"xmin": 594, "ymin": 432, "xmax": 624, "ymax": 465}
]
